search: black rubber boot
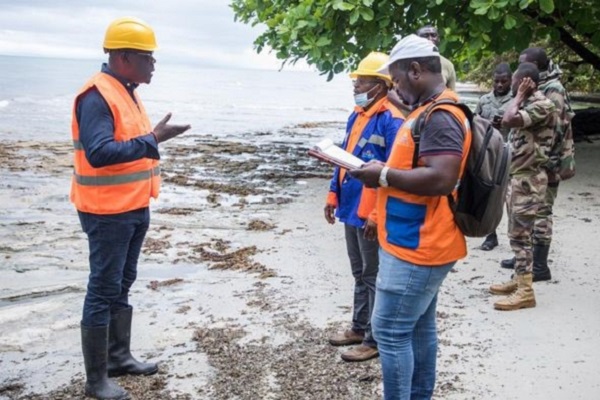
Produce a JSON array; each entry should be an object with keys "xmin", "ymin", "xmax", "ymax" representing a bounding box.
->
[
  {"xmin": 500, "ymin": 257, "xmax": 515, "ymax": 269},
  {"xmin": 532, "ymin": 244, "xmax": 552, "ymax": 282},
  {"xmin": 108, "ymin": 306, "xmax": 158, "ymax": 377},
  {"xmin": 81, "ymin": 324, "xmax": 130, "ymax": 400},
  {"xmin": 480, "ymin": 232, "xmax": 499, "ymax": 251}
]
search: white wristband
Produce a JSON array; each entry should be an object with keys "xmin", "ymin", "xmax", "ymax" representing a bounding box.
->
[{"xmin": 379, "ymin": 166, "xmax": 390, "ymax": 187}]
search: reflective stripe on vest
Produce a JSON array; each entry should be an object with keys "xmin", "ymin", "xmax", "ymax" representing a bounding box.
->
[
  {"xmin": 357, "ymin": 134, "xmax": 386, "ymax": 149},
  {"xmin": 70, "ymin": 72, "xmax": 160, "ymax": 214},
  {"xmin": 74, "ymin": 166, "xmax": 160, "ymax": 186}
]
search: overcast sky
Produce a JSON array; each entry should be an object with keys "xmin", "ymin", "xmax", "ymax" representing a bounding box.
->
[{"xmin": 0, "ymin": 0, "xmax": 309, "ymax": 70}]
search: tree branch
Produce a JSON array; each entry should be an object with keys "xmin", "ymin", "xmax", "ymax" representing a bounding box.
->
[
  {"xmin": 555, "ymin": 28, "xmax": 600, "ymax": 70},
  {"xmin": 523, "ymin": 9, "xmax": 600, "ymax": 71},
  {"xmin": 564, "ymin": 20, "xmax": 592, "ymax": 41}
]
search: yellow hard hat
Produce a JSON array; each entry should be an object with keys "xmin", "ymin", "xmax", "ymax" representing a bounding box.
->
[
  {"xmin": 349, "ymin": 52, "xmax": 392, "ymax": 84},
  {"xmin": 103, "ymin": 17, "xmax": 158, "ymax": 51}
]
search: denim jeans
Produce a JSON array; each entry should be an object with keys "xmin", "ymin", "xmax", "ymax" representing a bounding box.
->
[
  {"xmin": 372, "ymin": 249, "xmax": 455, "ymax": 400},
  {"xmin": 344, "ymin": 224, "xmax": 379, "ymax": 347},
  {"xmin": 78, "ymin": 208, "xmax": 150, "ymax": 327}
]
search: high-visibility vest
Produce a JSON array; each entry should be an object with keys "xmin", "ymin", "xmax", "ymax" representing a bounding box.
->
[
  {"xmin": 70, "ymin": 72, "xmax": 160, "ymax": 214},
  {"xmin": 377, "ymin": 90, "xmax": 471, "ymax": 266}
]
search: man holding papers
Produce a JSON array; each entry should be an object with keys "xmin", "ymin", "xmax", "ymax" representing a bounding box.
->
[
  {"xmin": 350, "ymin": 35, "xmax": 470, "ymax": 399},
  {"xmin": 325, "ymin": 52, "xmax": 404, "ymax": 362}
]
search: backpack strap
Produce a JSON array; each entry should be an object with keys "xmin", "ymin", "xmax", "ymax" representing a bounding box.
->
[
  {"xmin": 411, "ymin": 101, "xmax": 440, "ymax": 169},
  {"xmin": 411, "ymin": 99, "xmax": 473, "ymax": 168},
  {"xmin": 410, "ymin": 99, "xmax": 473, "ymax": 210}
]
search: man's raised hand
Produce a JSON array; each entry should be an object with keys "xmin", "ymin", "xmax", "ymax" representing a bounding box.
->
[{"xmin": 153, "ymin": 113, "xmax": 191, "ymax": 143}]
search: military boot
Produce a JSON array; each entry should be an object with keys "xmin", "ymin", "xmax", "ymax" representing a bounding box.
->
[
  {"xmin": 81, "ymin": 324, "xmax": 130, "ymax": 400},
  {"xmin": 494, "ymin": 273, "xmax": 536, "ymax": 311},
  {"xmin": 480, "ymin": 232, "xmax": 498, "ymax": 251},
  {"xmin": 489, "ymin": 276, "xmax": 518, "ymax": 295},
  {"xmin": 108, "ymin": 306, "xmax": 158, "ymax": 377},
  {"xmin": 532, "ymin": 244, "xmax": 551, "ymax": 282},
  {"xmin": 500, "ymin": 256, "xmax": 515, "ymax": 269}
]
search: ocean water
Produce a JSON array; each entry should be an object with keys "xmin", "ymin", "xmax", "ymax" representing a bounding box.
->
[
  {"xmin": 0, "ymin": 55, "xmax": 355, "ymax": 143},
  {"xmin": 0, "ymin": 55, "xmax": 487, "ymax": 144}
]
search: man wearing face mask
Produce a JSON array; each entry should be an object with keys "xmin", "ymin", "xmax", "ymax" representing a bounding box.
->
[
  {"xmin": 475, "ymin": 62, "xmax": 513, "ymax": 251},
  {"xmin": 325, "ymin": 52, "xmax": 404, "ymax": 362}
]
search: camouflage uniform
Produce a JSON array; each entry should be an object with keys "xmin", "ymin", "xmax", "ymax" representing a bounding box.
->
[
  {"xmin": 475, "ymin": 91, "xmax": 513, "ymax": 138},
  {"xmin": 440, "ymin": 55, "xmax": 456, "ymax": 91},
  {"xmin": 507, "ymin": 91, "xmax": 557, "ymax": 275},
  {"xmin": 534, "ymin": 75, "xmax": 575, "ymax": 246}
]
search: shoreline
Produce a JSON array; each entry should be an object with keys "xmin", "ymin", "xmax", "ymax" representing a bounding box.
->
[{"xmin": 1, "ymin": 137, "xmax": 600, "ymax": 399}]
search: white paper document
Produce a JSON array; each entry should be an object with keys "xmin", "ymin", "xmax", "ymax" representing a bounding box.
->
[{"xmin": 308, "ymin": 139, "xmax": 364, "ymax": 170}]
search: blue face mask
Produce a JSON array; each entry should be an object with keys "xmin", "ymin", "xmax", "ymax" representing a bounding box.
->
[
  {"xmin": 354, "ymin": 92, "xmax": 372, "ymax": 108},
  {"xmin": 354, "ymin": 84, "xmax": 380, "ymax": 108}
]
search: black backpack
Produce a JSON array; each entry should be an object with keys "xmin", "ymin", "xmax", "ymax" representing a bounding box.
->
[{"xmin": 411, "ymin": 99, "xmax": 511, "ymax": 237}]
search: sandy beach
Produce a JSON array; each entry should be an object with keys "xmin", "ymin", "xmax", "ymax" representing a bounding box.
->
[{"xmin": 1, "ymin": 135, "xmax": 600, "ymax": 400}]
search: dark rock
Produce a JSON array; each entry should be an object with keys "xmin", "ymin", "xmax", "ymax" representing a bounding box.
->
[{"xmin": 572, "ymin": 108, "xmax": 600, "ymax": 141}]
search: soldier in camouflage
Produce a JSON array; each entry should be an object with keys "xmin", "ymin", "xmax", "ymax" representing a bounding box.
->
[
  {"xmin": 489, "ymin": 62, "xmax": 557, "ymax": 311},
  {"xmin": 500, "ymin": 48, "xmax": 576, "ymax": 281},
  {"xmin": 475, "ymin": 62, "xmax": 513, "ymax": 138},
  {"xmin": 476, "ymin": 62, "xmax": 513, "ymax": 251}
]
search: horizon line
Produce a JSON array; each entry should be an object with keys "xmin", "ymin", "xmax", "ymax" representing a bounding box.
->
[{"xmin": 0, "ymin": 53, "xmax": 318, "ymax": 73}]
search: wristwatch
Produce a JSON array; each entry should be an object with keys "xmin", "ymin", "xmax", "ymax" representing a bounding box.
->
[{"xmin": 378, "ymin": 166, "xmax": 390, "ymax": 187}]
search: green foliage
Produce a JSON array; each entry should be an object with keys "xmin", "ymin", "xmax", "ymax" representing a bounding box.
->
[
  {"xmin": 231, "ymin": 0, "xmax": 600, "ymax": 87},
  {"xmin": 464, "ymin": 38, "xmax": 600, "ymax": 92}
]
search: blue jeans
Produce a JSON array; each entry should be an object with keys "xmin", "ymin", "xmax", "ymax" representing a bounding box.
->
[
  {"xmin": 372, "ymin": 249, "xmax": 455, "ymax": 400},
  {"xmin": 78, "ymin": 208, "xmax": 150, "ymax": 327},
  {"xmin": 344, "ymin": 224, "xmax": 379, "ymax": 347}
]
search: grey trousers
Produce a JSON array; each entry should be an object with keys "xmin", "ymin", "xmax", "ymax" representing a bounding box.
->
[{"xmin": 344, "ymin": 224, "xmax": 379, "ymax": 347}]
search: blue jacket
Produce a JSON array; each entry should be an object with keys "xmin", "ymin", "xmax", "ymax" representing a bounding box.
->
[{"xmin": 328, "ymin": 98, "xmax": 403, "ymax": 228}]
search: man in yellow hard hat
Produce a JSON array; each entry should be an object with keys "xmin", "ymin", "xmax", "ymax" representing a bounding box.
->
[
  {"xmin": 71, "ymin": 17, "xmax": 190, "ymax": 400},
  {"xmin": 325, "ymin": 52, "xmax": 404, "ymax": 362}
]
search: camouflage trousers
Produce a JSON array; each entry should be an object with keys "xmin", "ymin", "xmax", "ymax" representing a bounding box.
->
[
  {"xmin": 507, "ymin": 171, "xmax": 548, "ymax": 275},
  {"xmin": 533, "ymin": 181, "xmax": 559, "ymax": 246}
]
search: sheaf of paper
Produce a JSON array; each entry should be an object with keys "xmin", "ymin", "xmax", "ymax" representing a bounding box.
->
[{"xmin": 313, "ymin": 139, "xmax": 364, "ymax": 169}]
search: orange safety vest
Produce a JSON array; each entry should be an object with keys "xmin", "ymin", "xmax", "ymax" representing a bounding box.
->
[
  {"xmin": 70, "ymin": 72, "xmax": 160, "ymax": 214},
  {"xmin": 377, "ymin": 90, "xmax": 471, "ymax": 266}
]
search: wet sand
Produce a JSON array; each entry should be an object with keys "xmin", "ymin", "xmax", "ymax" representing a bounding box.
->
[{"xmin": 1, "ymin": 135, "xmax": 600, "ymax": 399}]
